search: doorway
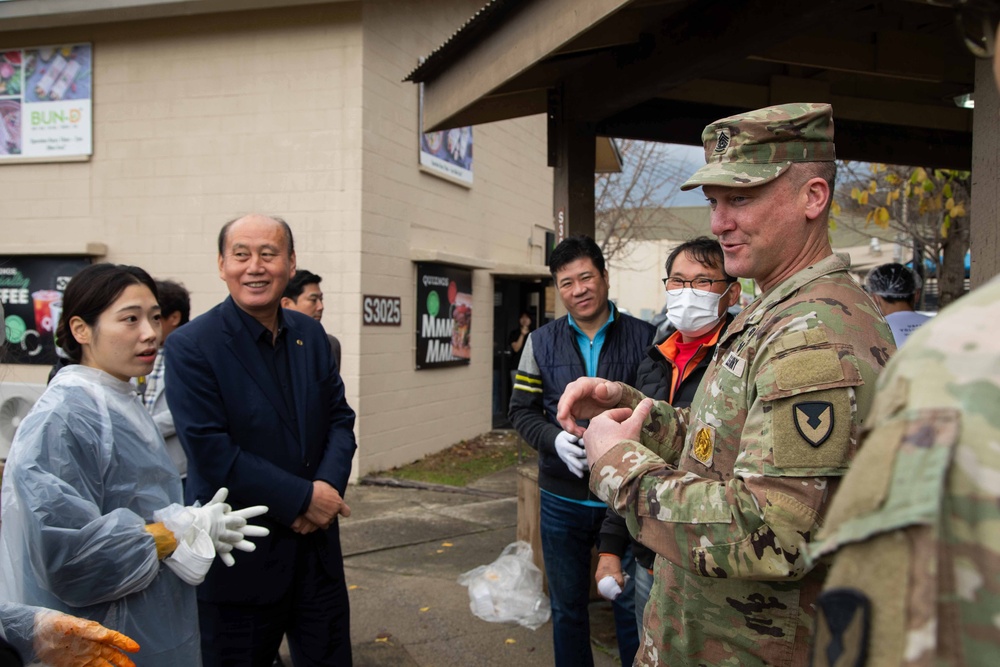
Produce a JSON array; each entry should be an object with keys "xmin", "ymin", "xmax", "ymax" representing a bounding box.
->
[{"xmin": 492, "ymin": 277, "xmax": 549, "ymax": 429}]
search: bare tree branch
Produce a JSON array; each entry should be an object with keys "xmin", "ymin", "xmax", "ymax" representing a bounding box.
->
[{"xmin": 594, "ymin": 140, "xmax": 696, "ymax": 263}]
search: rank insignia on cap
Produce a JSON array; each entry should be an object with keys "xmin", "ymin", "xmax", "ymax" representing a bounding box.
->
[
  {"xmin": 714, "ymin": 128, "xmax": 730, "ymax": 153},
  {"xmin": 692, "ymin": 426, "xmax": 715, "ymax": 465},
  {"xmin": 793, "ymin": 401, "xmax": 834, "ymax": 447}
]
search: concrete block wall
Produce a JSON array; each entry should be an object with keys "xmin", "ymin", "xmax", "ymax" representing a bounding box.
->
[
  {"xmin": 356, "ymin": 0, "xmax": 552, "ymax": 474},
  {"xmin": 0, "ymin": 3, "xmax": 365, "ymax": 390},
  {"xmin": 0, "ymin": 0, "xmax": 554, "ymax": 475}
]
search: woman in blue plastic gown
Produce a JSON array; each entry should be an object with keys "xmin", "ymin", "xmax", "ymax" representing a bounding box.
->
[{"xmin": 0, "ymin": 264, "xmax": 260, "ymax": 667}]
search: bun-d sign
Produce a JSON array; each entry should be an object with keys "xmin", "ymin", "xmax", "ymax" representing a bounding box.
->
[{"xmin": 362, "ymin": 295, "xmax": 402, "ymax": 326}]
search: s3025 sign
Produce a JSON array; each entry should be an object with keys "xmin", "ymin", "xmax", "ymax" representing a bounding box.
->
[{"xmin": 362, "ymin": 295, "xmax": 402, "ymax": 326}]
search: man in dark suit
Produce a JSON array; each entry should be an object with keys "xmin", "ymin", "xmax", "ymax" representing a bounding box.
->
[{"xmin": 165, "ymin": 214, "xmax": 356, "ymax": 667}]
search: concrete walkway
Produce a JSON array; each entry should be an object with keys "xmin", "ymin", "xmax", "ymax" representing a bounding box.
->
[{"xmin": 338, "ymin": 466, "xmax": 623, "ymax": 666}]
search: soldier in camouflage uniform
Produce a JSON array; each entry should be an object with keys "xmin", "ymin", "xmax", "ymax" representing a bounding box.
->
[
  {"xmin": 807, "ymin": 273, "xmax": 1000, "ymax": 667},
  {"xmin": 556, "ymin": 103, "xmax": 895, "ymax": 666},
  {"xmin": 807, "ymin": 10, "xmax": 1000, "ymax": 665}
]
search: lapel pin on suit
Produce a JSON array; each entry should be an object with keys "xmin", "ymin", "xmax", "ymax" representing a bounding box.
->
[{"xmin": 296, "ymin": 339, "xmax": 304, "ymax": 346}]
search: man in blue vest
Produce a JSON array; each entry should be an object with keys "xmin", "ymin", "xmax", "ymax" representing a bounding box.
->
[{"xmin": 509, "ymin": 234, "xmax": 654, "ymax": 667}]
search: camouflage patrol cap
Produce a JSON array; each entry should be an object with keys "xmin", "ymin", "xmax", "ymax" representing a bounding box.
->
[{"xmin": 680, "ymin": 103, "xmax": 836, "ymax": 191}]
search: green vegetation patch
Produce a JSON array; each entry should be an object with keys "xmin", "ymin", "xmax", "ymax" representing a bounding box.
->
[{"xmin": 375, "ymin": 431, "xmax": 532, "ymax": 487}]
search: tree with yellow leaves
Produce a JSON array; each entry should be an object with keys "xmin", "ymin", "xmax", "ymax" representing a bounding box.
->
[{"xmin": 838, "ymin": 162, "xmax": 970, "ymax": 308}]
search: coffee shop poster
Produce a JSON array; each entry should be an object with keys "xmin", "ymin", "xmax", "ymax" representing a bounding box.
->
[
  {"xmin": 0, "ymin": 43, "xmax": 93, "ymax": 160},
  {"xmin": 0, "ymin": 257, "xmax": 91, "ymax": 365}
]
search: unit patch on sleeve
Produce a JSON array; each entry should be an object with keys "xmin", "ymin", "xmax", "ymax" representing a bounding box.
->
[
  {"xmin": 811, "ymin": 588, "xmax": 871, "ymax": 667},
  {"xmin": 793, "ymin": 401, "xmax": 834, "ymax": 447},
  {"xmin": 771, "ymin": 388, "xmax": 853, "ymax": 472}
]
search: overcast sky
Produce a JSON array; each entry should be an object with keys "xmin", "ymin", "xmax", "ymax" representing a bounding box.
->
[{"xmin": 654, "ymin": 143, "xmax": 710, "ymax": 207}]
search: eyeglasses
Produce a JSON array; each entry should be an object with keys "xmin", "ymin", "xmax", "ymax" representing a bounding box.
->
[{"xmin": 662, "ymin": 277, "xmax": 729, "ymax": 292}]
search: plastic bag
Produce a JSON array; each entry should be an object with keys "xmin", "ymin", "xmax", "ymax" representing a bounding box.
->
[{"xmin": 457, "ymin": 541, "xmax": 551, "ymax": 630}]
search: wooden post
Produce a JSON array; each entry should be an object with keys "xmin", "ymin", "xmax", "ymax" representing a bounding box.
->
[
  {"xmin": 972, "ymin": 56, "xmax": 1000, "ymax": 286},
  {"xmin": 549, "ymin": 88, "xmax": 596, "ymax": 243},
  {"xmin": 516, "ymin": 465, "xmax": 547, "ymax": 593}
]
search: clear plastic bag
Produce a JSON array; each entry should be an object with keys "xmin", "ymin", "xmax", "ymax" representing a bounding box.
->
[{"xmin": 457, "ymin": 541, "xmax": 551, "ymax": 630}]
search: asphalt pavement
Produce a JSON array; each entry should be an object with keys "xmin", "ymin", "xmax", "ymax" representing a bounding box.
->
[{"xmin": 335, "ymin": 465, "xmax": 623, "ymax": 667}]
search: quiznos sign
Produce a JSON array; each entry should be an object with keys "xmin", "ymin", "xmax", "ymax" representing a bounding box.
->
[{"xmin": 415, "ymin": 263, "xmax": 472, "ymax": 370}]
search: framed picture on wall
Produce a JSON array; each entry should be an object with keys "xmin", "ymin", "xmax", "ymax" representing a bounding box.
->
[
  {"xmin": 417, "ymin": 81, "xmax": 473, "ymax": 187},
  {"xmin": 0, "ymin": 43, "xmax": 93, "ymax": 162}
]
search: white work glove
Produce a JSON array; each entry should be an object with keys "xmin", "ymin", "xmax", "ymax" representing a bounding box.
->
[
  {"xmin": 554, "ymin": 430, "xmax": 587, "ymax": 478},
  {"xmin": 154, "ymin": 504, "xmax": 213, "ymax": 584},
  {"xmin": 155, "ymin": 489, "xmax": 270, "ymax": 569},
  {"xmin": 163, "ymin": 525, "xmax": 214, "ymax": 585},
  {"xmin": 190, "ymin": 488, "xmax": 270, "ymax": 567},
  {"xmin": 597, "ymin": 573, "xmax": 631, "ymax": 601}
]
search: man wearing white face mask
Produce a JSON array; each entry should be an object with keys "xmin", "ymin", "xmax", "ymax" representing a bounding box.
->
[
  {"xmin": 662, "ymin": 238, "xmax": 742, "ymax": 348},
  {"xmin": 596, "ymin": 237, "xmax": 739, "ymax": 633}
]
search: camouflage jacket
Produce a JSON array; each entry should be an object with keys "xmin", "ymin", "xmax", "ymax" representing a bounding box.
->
[
  {"xmin": 808, "ymin": 275, "xmax": 1000, "ymax": 666},
  {"xmin": 589, "ymin": 253, "xmax": 894, "ymax": 666}
]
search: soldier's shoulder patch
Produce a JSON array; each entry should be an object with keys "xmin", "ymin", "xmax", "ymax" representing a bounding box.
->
[
  {"xmin": 793, "ymin": 400, "xmax": 834, "ymax": 447},
  {"xmin": 812, "ymin": 587, "xmax": 871, "ymax": 667},
  {"xmin": 770, "ymin": 388, "xmax": 853, "ymax": 473}
]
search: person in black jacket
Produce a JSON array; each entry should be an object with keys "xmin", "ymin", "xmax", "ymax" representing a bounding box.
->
[
  {"xmin": 281, "ymin": 268, "xmax": 342, "ymax": 369},
  {"xmin": 596, "ymin": 237, "xmax": 739, "ymax": 633},
  {"xmin": 509, "ymin": 235, "xmax": 654, "ymax": 667},
  {"xmin": 507, "ymin": 309, "xmax": 533, "ymax": 369}
]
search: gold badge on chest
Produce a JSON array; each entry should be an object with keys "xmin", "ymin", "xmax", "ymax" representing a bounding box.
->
[{"xmin": 691, "ymin": 426, "xmax": 715, "ymax": 466}]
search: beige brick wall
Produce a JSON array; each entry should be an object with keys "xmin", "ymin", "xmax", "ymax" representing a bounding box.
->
[
  {"xmin": 0, "ymin": 1, "xmax": 554, "ymax": 476},
  {"xmin": 356, "ymin": 0, "xmax": 552, "ymax": 474},
  {"xmin": 2, "ymin": 5, "xmax": 364, "ymax": 308},
  {"xmin": 0, "ymin": 4, "xmax": 366, "ymax": 405}
]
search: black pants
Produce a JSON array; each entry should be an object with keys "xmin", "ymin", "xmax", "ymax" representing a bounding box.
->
[{"xmin": 198, "ymin": 534, "xmax": 351, "ymax": 667}]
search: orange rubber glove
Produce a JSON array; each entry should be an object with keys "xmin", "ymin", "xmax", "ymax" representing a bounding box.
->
[
  {"xmin": 33, "ymin": 610, "xmax": 140, "ymax": 667},
  {"xmin": 143, "ymin": 522, "xmax": 177, "ymax": 560}
]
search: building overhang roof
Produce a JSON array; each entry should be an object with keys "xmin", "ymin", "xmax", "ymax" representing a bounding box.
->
[
  {"xmin": 0, "ymin": 0, "xmax": 349, "ymax": 33},
  {"xmin": 410, "ymin": 0, "xmax": 979, "ymax": 169}
]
